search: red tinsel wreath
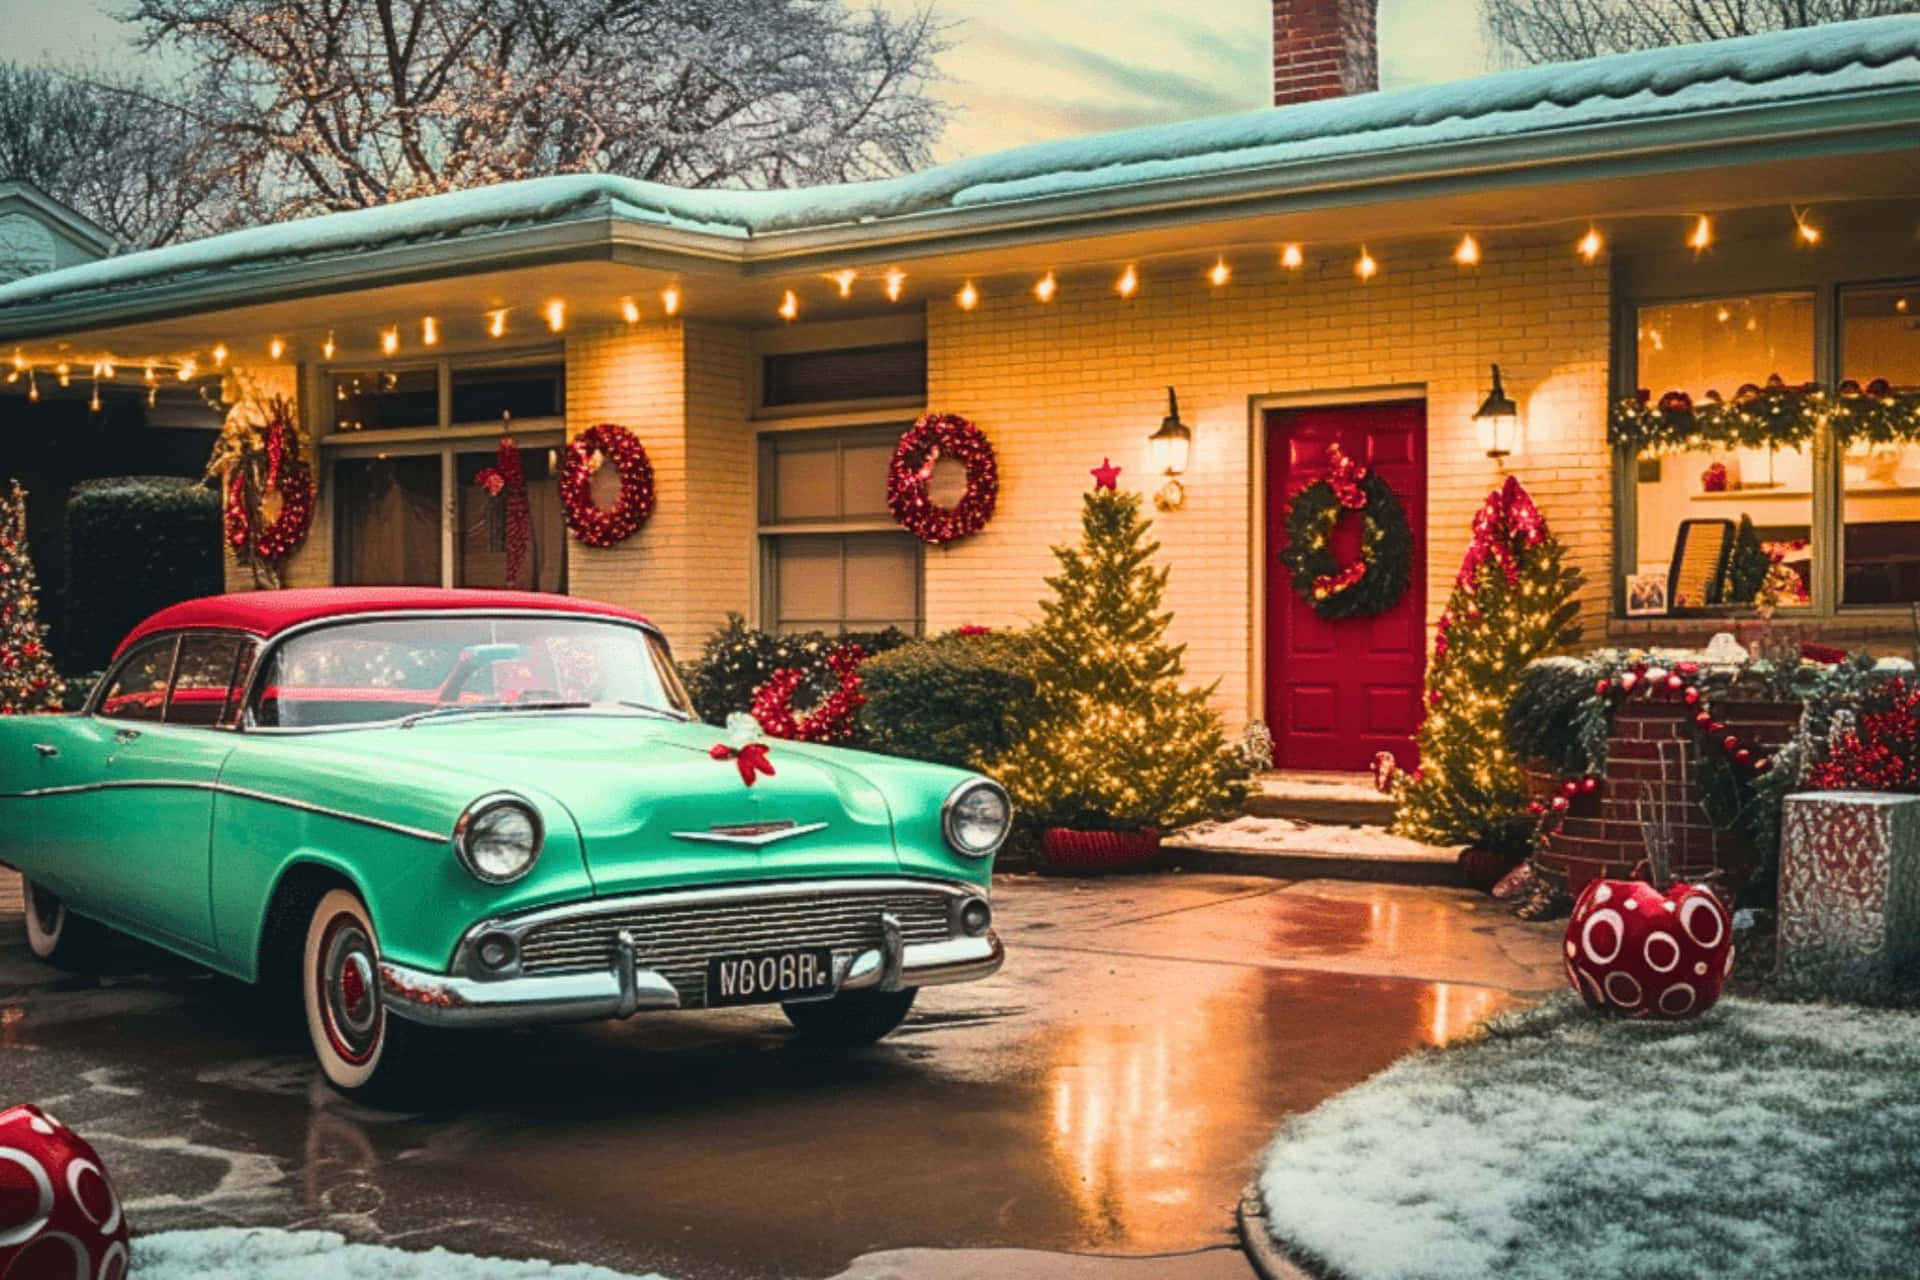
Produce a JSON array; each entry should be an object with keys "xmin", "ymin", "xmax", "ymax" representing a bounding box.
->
[
  {"xmin": 751, "ymin": 645, "xmax": 866, "ymax": 744},
  {"xmin": 886, "ymin": 412, "xmax": 997, "ymax": 546},
  {"xmin": 224, "ymin": 403, "xmax": 314, "ymax": 566},
  {"xmin": 561, "ymin": 424, "xmax": 656, "ymax": 548}
]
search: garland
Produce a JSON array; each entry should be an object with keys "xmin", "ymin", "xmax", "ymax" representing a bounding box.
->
[
  {"xmin": 750, "ymin": 644, "xmax": 866, "ymax": 744},
  {"xmin": 561, "ymin": 424, "xmax": 655, "ymax": 548},
  {"xmin": 886, "ymin": 412, "xmax": 998, "ymax": 546},
  {"xmin": 1610, "ymin": 375, "xmax": 1920, "ymax": 454},
  {"xmin": 1278, "ymin": 443, "xmax": 1412, "ymax": 620},
  {"xmin": 475, "ymin": 436, "xmax": 532, "ymax": 586},
  {"xmin": 209, "ymin": 396, "xmax": 314, "ymax": 588}
]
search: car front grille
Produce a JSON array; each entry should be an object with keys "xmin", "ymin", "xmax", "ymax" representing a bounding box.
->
[{"xmin": 516, "ymin": 888, "xmax": 956, "ymax": 1008}]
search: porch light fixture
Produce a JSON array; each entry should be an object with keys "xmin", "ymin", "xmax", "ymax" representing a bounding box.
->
[
  {"xmin": 1149, "ymin": 386, "xmax": 1192, "ymax": 511},
  {"xmin": 1474, "ymin": 364, "xmax": 1519, "ymax": 460}
]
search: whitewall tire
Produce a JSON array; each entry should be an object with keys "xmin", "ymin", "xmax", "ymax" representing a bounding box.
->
[
  {"xmin": 302, "ymin": 888, "xmax": 403, "ymax": 1098},
  {"xmin": 22, "ymin": 880, "xmax": 105, "ymax": 970}
]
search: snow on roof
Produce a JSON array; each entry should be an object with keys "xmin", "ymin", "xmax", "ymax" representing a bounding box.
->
[{"xmin": 3, "ymin": 16, "xmax": 1915, "ymax": 312}]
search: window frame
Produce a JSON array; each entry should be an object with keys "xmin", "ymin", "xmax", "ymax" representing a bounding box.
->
[
  {"xmin": 89, "ymin": 634, "xmax": 179, "ymax": 723},
  {"xmin": 89, "ymin": 630, "xmax": 260, "ymax": 729}
]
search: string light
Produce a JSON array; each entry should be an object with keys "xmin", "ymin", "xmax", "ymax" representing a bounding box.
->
[
  {"xmin": 381, "ymin": 327, "xmax": 400, "ymax": 356},
  {"xmin": 322, "ymin": 331, "xmax": 337, "ymax": 359},
  {"xmin": 212, "ymin": 343, "xmax": 227, "ymax": 367},
  {"xmin": 830, "ymin": 269, "xmax": 856, "ymax": 298},
  {"xmin": 1116, "ymin": 264, "xmax": 1138, "ymax": 298},
  {"xmin": 956, "ymin": 281, "xmax": 979, "ymax": 310},
  {"xmin": 268, "ymin": 337, "xmax": 286, "ymax": 360},
  {"xmin": 421, "ymin": 316, "xmax": 439, "ymax": 346},
  {"xmin": 1578, "ymin": 227, "xmax": 1604, "ymax": 262},
  {"xmin": 1034, "ymin": 271, "xmax": 1057, "ymax": 302},
  {"xmin": 1280, "ymin": 244, "xmax": 1304, "ymax": 270},
  {"xmin": 661, "ymin": 285, "xmax": 681, "ymax": 316},
  {"xmin": 487, "ymin": 309, "xmax": 508, "ymax": 338},
  {"xmin": 884, "ymin": 268, "xmax": 905, "ymax": 302},
  {"xmin": 1355, "ymin": 247, "xmax": 1378, "ymax": 280},
  {"xmin": 27, "ymin": 372, "xmax": 37, "ymax": 402},
  {"xmin": 544, "ymin": 300, "xmax": 566, "ymax": 332},
  {"xmin": 9, "ymin": 350, "xmax": 22, "ymax": 374},
  {"xmin": 146, "ymin": 383, "xmax": 157, "ymax": 408},
  {"xmin": 1208, "ymin": 257, "xmax": 1231, "ymax": 286},
  {"xmin": 620, "ymin": 297, "xmax": 641, "ymax": 324},
  {"xmin": 1454, "ymin": 234, "xmax": 1481, "ymax": 266},
  {"xmin": 177, "ymin": 358, "xmax": 196, "ymax": 381},
  {"xmin": 1689, "ymin": 215, "xmax": 1714, "ymax": 252},
  {"xmin": 1793, "ymin": 208, "xmax": 1821, "ymax": 245},
  {"xmin": 55, "ymin": 363, "xmax": 69, "ymax": 387},
  {"xmin": 89, "ymin": 379, "xmax": 101, "ymax": 413},
  {"xmin": 778, "ymin": 289, "xmax": 800, "ymax": 321}
]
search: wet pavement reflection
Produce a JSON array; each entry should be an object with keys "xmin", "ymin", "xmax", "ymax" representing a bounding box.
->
[{"xmin": 0, "ymin": 874, "xmax": 1559, "ymax": 1279}]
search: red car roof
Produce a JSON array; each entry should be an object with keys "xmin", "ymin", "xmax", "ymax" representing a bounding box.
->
[{"xmin": 115, "ymin": 588, "xmax": 652, "ymax": 658}]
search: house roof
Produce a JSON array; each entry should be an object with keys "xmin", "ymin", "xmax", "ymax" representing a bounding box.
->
[
  {"xmin": 2, "ymin": 15, "xmax": 1916, "ymax": 335},
  {"xmin": 0, "ymin": 182, "xmax": 117, "ymax": 259},
  {"xmin": 115, "ymin": 587, "xmax": 653, "ymax": 657}
]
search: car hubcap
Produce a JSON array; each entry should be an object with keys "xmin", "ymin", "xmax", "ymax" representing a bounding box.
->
[
  {"xmin": 26, "ymin": 883, "xmax": 62, "ymax": 937},
  {"xmin": 317, "ymin": 913, "xmax": 381, "ymax": 1065}
]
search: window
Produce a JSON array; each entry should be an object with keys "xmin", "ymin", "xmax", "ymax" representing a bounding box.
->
[
  {"xmin": 761, "ymin": 343, "xmax": 926, "ymax": 409},
  {"xmin": 330, "ymin": 358, "xmax": 564, "ymax": 434},
  {"xmin": 1631, "ymin": 292, "xmax": 1815, "ymax": 610},
  {"xmin": 332, "ymin": 368, "xmax": 439, "ymax": 432},
  {"xmin": 96, "ymin": 638, "xmax": 175, "ymax": 722},
  {"xmin": 168, "ymin": 633, "xmax": 251, "ymax": 727},
  {"xmin": 759, "ymin": 426, "xmax": 921, "ymax": 634},
  {"xmin": 1840, "ymin": 284, "xmax": 1920, "ymax": 604}
]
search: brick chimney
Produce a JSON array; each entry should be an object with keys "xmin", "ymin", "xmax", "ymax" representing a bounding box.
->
[{"xmin": 1272, "ymin": 0, "xmax": 1379, "ymax": 106}]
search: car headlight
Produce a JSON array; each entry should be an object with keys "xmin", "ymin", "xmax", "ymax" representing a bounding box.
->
[
  {"xmin": 943, "ymin": 779, "xmax": 1011, "ymax": 858},
  {"xmin": 453, "ymin": 793, "xmax": 544, "ymax": 885}
]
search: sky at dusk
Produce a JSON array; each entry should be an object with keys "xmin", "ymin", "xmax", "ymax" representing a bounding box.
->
[{"xmin": 0, "ymin": 0, "xmax": 1490, "ymax": 165}]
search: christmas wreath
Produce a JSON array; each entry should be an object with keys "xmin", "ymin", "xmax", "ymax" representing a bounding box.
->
[
  {"xmin": 1279, "ymin": 443, "xmax": 1412, "ymax": 620},
  {"xmin": 886, "ymin": 412, "xmax": 997, "ymax": 546},
  {"xmin": 561, "ymin": 424, "xmax": 655, "ymax": 547},
  {"xmin": 750, "ymin": 644, "xmax": 866, "ymax": 744},
  {"xmin": 208, "ymin": 395, "xmax": 314, "ymax": 588}
]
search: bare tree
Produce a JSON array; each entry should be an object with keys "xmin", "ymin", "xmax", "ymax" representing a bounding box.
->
[
  {"xmin": 124, "ymin": 0, "xmax": 950, "ymax": 223},
  {"xmin": 0, "ymin": 64, "xmax": 234, "ymax": 249},
  {"xmin": 1482, "ymin": 0, "xmax": 1920, "ymax": 64}
]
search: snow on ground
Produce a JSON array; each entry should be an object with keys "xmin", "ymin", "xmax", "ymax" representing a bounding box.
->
[
  {"xmin": 1257, "ymin": 996, "xmax": 1920, "ymax": 1280},
  {"xmin": 132, "ymin": 1230, "xmax": 674, "ymax": 1280},
  {"xmin": 1166, "ymin": 817, "xmax": 1456, "ymax": 863}
]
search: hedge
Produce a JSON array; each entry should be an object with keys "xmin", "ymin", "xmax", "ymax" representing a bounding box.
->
[
  {"xmin": 65, "ymin": 476, "xmax": 221, "ymax": 670},
  {"xmin": 680, "ymin": 614, "xmax": 910, "ymax": 731},
  {"xmin": 859, "ymin": 630, "xmax": 1039, "ymax": 770}
]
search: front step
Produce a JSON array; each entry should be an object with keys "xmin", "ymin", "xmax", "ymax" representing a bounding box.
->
[
  {"xmin": 1166, "ymin": 817, "xmax": 1463, "ymax": 885},
  {"xmin": 1245, "ymin": 770, "xmax": 1394, "ymax": 826}
]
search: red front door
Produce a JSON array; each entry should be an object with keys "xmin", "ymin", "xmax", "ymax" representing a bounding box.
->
[{"xmin": 1265, "ymin": 402, "xmax": 1426, "ymax": 773}]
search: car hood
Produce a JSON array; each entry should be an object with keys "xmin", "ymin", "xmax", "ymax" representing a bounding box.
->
[{"xmin": 336, "ymin": 712, "xmax": 902, "ymax": 894}]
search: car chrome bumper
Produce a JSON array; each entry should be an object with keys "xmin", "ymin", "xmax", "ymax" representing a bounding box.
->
[{"xmin": 379, "ymin": 926, "xmax": 1004, "ymax": 1030}]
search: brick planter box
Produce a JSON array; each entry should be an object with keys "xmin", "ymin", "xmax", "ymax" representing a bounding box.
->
[{"xmin": 1533, "ymin": 698, "xmax": 1799, "ymax": 898}]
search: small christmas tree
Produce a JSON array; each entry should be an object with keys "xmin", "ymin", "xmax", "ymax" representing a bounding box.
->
[
  {"xmin": 1392, "ymin": 476, "xmax": 1582, "ymax": 853},
  {"xmin": 994, "ymin": 463, "xmax": 1243, "ymax": 831},
  {"xmin": 1724, "ymin": 514, "xmax": 1769, "ymax": 605},
  {"xmin": 0, "ymin": 481, "xmax": 65, "ymax": 715}
]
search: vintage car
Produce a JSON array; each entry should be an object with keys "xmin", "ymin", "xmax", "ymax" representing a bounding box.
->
[{"xmin": 0, "ymin": 589, "xmax": 1008, "ymax": 1099}]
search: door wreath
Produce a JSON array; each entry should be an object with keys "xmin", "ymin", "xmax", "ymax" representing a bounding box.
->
[
  {"xmin": 886, "ymin": 412, "xmax": 998, "ymax": 546},
  {"xmin": 560, "ymin": 424, "xmax": 655, "ymax": 547},
  {"xmin": 208, "ymin": 395, "xmax": 314, "ymax": 588},
  {"xmin": 1279, "ymin": 442, "xmax": 1412, "ymax": 620}
]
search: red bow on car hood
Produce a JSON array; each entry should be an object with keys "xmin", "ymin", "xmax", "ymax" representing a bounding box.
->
[{"xmin": 709, "ymin": 741, "xmax": 775, "ymax": 787}]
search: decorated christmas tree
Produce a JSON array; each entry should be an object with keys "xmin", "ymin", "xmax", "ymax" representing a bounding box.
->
[
  {"xmin": 994, "ymin": 461, "xmax": 1243, "ymax": 831},
  {"xmin": 1725, "ymin": 514, "xmax": 1769, "ymax": 605},
  {"xmin": 0, "ymin": 481, "xmax": 65, "ymax": 715},
  {"xmin": 1392, "ymin": 476, "xmax": 1581, "ymax": 853}
]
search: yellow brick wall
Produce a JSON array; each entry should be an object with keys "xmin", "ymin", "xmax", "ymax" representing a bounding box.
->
[{"xmin": 921, "ymin": 237, "xmax": 1612, "ymax": 730}]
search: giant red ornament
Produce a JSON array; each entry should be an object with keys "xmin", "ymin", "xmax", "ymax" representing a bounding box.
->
[
  {"xmin": 0, "ymin": 1103, "xmax": 129, "ymax": 1280},
  {"xmin": 1564, "ymin": 879, "xmax": 1733, "ymax": 1019}
]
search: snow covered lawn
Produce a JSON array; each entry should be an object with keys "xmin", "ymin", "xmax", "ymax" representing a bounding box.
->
[
  {"xmin": 132, "ymin": 1230, "xmax": 674, "ymax": 1279},
  {"xmin": 1256, "ymin": 997, "xmax": 1920, "ymax": 1280}
]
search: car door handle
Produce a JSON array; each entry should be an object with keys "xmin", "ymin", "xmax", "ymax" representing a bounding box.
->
[
  {"xmin": 113, "ymin": 728, "xmax": 141, "ymax": 744},
  {"xmin": 32, "ymin": 743, "xmax": 58, "ymax": 758}
]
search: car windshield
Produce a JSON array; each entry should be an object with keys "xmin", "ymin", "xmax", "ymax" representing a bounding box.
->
[{"xmin": 250, "ymin": 615, "xmax": 692, "ymax": 729}]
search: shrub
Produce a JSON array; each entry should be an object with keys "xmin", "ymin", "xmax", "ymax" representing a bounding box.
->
[
  {"xmin": 1505, "ymin": 656, "xmax": 1600, "ymax": 774},
  {"xmin": 64, "ymin": 477, "xmax": 222, "ymax": 671},
  {"xmin": 859, "ymin": 630, "xmax": 1038, "ymax": 769},
  {"xmin": 681, "ymin": 614, "xmax": 908, "ymax": 730}
]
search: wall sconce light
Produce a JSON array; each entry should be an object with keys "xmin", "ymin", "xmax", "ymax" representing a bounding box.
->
[
  {"xmin": 1149, "ymin": 386, "xmax": 1192, "ymax": 510},
  {"xmin": 1474, "ymin": 363, "xmax": 1519, "ymax": 460}
]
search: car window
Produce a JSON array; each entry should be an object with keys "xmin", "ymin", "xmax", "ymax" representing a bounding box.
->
[
  {"xmin": 96, "ymin": 637, "xmax": 177, "ymax": 722},
  {"xmin": 168, "ymin": 634, "xmax": 249, "ymax": 727}
]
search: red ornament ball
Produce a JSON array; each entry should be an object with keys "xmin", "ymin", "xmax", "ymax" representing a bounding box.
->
[
  {"xmin": 1580, "ymin": 776, "xmax": 1600, "ymax": 794},
  {"xmin": 1527, "ymin": 801, "xmax": 1546, "ymax": 816},
  {"xmin": 1565, "ymin": 879, "xmax": 1733, "ymax": 1018},
  {"xmin": 1561, "ymin": 779, "xmax": 1580, "ymax": 796},
  {"xmin": 1595, "ymin": 679, "xmax": 1611, "ymax": 697},
  {"xmin": 1723, "ymin": 735, "xmax": 1741, "ymax": 753},
  {"xmin": 1683, "ymin": 687, "xmax": 1701, "ymax": 706},
  {"xmin": 0, "ymin": 1103, "xmax": 129, "ymax": 1280},
  {"xmin": 1666, "ymin": 673, "xmax": 1684, "ymax": 692},
  {"xmin": 1619, "ymin": 672, "xmax": 1639, "ymax": 692},
  {"xmin": 1735, "ymin": 748, "xmax": 1753, "ymax": 766},
  {"xmin": 1550, "ymin": 795, "xmax": 1570, "ymax": 812}
]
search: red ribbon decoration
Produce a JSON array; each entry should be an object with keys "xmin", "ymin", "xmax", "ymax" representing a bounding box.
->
[
  {"xmin": 709, "ymin": 741, "xmax": 775, "ymax": 787},
  {"xmin": 1324, "ymin": 442, "xmax": 1369, "ymax": 510}
]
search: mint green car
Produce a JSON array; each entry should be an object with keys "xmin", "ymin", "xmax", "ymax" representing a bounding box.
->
[{"xmin": 0, "ymin": 588, "xmax": 1007, "ymax": 1099}]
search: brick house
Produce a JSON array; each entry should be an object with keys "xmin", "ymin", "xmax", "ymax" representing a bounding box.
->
[{"xmin": 1, "ymin": 8, "xmax": 1916, "ymax": 774}]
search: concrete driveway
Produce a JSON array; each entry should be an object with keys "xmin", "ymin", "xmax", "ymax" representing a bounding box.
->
[{"xmin": 0, "ymin": 869, "xmax": 1561, "ymax": 1279}]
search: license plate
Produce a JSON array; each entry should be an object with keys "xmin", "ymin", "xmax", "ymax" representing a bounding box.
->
[{"xmin": 706, "ymin": 947, "xmax": 836, "ymax": 1007}]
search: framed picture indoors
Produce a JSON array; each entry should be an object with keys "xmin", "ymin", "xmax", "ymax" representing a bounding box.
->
[{"xmin": 1626, "ymin": 572, "xmax": 1670, "ymax": 617}]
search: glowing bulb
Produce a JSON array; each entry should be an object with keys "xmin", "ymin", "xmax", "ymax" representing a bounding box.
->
[
  {"xmin": 1716, "ymin": 306, "xmax": 1731, "ymax": 324},
  {"xmin": 146, "ymin": 384, "xmax": 156, "ymax": 408},
  {"xmin": 1578, "ymin": 227, "xmax": 1604, "ymax": 262},
  {"xmin": 142, "ymin": 363, "xmax": 154, "ymax": 382},
  {"xmin": 956, "ymin": 281, "xmax": 979, "ymax": 310},
  {"xmin": 381, "ymin": 327, "xmax": 400, "ymax": 356},
  {"xmin": 321, "ymin": 331, "xmax": 337, "ymax": 359},
  {"xmin": 1034, "ymin": 272, "xmax": 1057, "ymax": 302},
  {"xmin": 268, "ymin": 337, "xmax": 286, "ymax": 360},
  {"xmin": 421, "ymin": 316, "xmax": 438, "ymax": 346},
  {"xmin": 89, "ymin": 384, "xmax": 100, "ymax": 413},
  {"xmin": 1689, "ymin": 215, "xmax": 1713, "ymax": 251},
  {"xmin": 620, "ymin": 297, "xmax": 641, "ymax": 324},
  {"xmin": 487, "ymin": 309, "xmax": 507, "ymax": 338},
  {"xmin": 830, "ymin": 269, "xmax": 856, "ymax": 298},
  {"xmin": 177, "ymin": 358, "xmax": 196, "ymax": 381},
  {"xmin": 212, "ymin": 343, "xmax": 227, "ymax": 366},
  {"xmin": 884, "ymin": 268, "xmax": 905, "ymax": 302},
  {"xmin": 27, "ymin": 373, "xmax": 37, "ymax": 402},
  {"xmin": 1899, "ymin": 298, "xmax": 1911, "ymax": 314},
  {"xmin": 661, "ymin": 285, "xmax": 681, "ymax": 316},
  {"xmin": 1208, "ymin": 257, "xmax": 1231, "ymax": 286},
  {"xmin": 1453, "ymin": 234, "xmax": 1480, "ymax": 266},
  {"xmin": 9, "ymin": 350, "xmax": 22, "ymax": 372},
  {"xmin": 55, "ymin": 363, "xmax": 69, "ymax": 387},
  {"xmin": 1794, "ymin": 211, "xmax": 1821, "ymax": 245},
  {"xmin": 544, "ymin": 300, "xmax": 566, "ymax": 332},
  {"xmin": 1280, "ymin": 244, "xmax": 1304, "ymax": 269},
  {"xmin": 778, "ymin": 290, "xmax": 800, "ymax": 321},
  {"xmin": 1117, "ymin": 264, "xmax": 1138, "ymax": 297},
  {"xmin": 1355, "ymin": 247, "xmax": 1378, "ymax": 280}
]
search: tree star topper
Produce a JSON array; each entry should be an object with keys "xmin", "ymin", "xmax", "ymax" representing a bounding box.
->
[{"xmin": 1090, "ymin": 457, "xmax": 1121, "ymax": 491}]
